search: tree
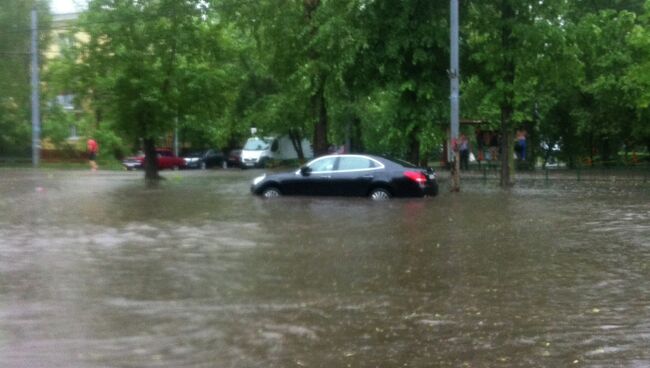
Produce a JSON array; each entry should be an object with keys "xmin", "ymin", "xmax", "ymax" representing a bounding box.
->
[
  {"xmin": 0, "ymin": 0, "xmax": 50, "ymax": 156},
  {"xmin": 76, "ymin": 0, "xmax": 231, "ymax": 180},
  {"xmin": 350, "ymin": 0, "xmax": 449, "ymax": 165},
  {"xmin": 624, "ymin": 2, "xmax": 650, "ymax": 154},
  {"xmin": 218, "ymin": 0, "xmax": 341, "ymax": 158},
  {"xmin": 463, "ymin": 0, "xmax": 574, "ymax": 184}
]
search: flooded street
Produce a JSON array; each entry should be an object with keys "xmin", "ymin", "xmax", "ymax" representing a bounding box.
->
[{"xmin": 1, "ymin": 168, "xmax": 649, "ymax": 367}]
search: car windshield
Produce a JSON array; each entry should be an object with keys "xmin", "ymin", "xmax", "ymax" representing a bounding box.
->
[{"xmin": 243, "ymin": 138, "xmax": 270, "ymax": 151}]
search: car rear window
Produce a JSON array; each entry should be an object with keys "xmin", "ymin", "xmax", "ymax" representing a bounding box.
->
[{"xmin": 338, "ymin": 156, "xmax": 376, "ymax": 170}]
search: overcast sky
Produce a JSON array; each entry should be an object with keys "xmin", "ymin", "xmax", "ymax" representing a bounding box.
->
[{"xmin": 50, "ymin": 0, "xmax": 87, "ymax": 14}]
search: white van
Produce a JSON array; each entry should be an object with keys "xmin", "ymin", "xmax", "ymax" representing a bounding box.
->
[{"xmin": 240, "ymin": 136, "xmax": 313, "ymax": 168}]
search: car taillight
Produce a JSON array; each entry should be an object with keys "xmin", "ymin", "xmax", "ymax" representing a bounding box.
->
[{"xmin": 404, "ymin": 171, "xmax": 427, "ymax": 184}]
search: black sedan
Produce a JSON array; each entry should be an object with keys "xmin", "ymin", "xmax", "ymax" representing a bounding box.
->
[
  {"xmin": 226, "ymin": 149, "xmax": 242, "ymax": 168},
  {"xmin": 183, "ymin": 149, "xmax": 224, "ymax": 169},
  {"xmin": 251, "ymin": 154, "xmax": 438, "ymax": 200}
]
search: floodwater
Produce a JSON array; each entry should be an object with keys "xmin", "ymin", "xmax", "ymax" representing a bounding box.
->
[{"xmin": 1, "ymin": 168, "xmax": 649, "ymax": 367}]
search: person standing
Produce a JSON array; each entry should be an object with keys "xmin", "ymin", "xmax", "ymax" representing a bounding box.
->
[
  {"xmin": 475, "ymin": 128, "xmax": 485, "ymax": 169},
  {"xmin": 515, "ymin": 129, "xmax": 527, "ymax": 160},
  {"xmin": 87, "ymin": 138, "xmax": 99, "ymax": 171},
  {"xmin": 488, "ymin": 132, "xmax": 499, "ymax": 164},
  {"xmin": 459, "ymin": 133, "xmax": 470, "ymax": 170}
]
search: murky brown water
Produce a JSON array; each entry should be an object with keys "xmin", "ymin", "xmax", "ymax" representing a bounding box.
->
[{"xmin": 1, "ymin": 168, "xmax": 649, "ymax": 367}]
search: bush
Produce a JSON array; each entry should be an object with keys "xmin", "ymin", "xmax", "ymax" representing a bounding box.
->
[{"xmin": 93, "ymin": 128, "xmax": 128, "ymax": 160}]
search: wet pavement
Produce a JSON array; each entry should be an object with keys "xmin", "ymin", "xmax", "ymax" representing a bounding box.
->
[{"xmin": 1, "ymin": 168, "xmax": 649, "ymax": 367}]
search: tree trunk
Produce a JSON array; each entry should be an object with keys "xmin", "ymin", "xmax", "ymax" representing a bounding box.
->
[
  {"xmin": 143, "ymin": 138, "xmax": 161, "ymax": 181},
  {"xmin": 350, "ymin": 117, "xmax": 363, "ymax": 153},
  {"xmin": 304, "ymin": 0, "xmax": 328, "ymax": 157},
  {"xmin": 288, "ymin": 129, "xmax": 305, "ymax": 162},
  {"xmin": 94, "ymin": 107, "xmax": 102, "ymax": 129},
  {"xmin": 312, "ymin": 83, "xmax": 329, "ymax": 156},
  {"xmin": 499, "ymin": 0, "xmax": 515, "ymax": 187},
  {"xmin": 407, "ymin": 128, "xmax": 421, "ymax": 166},
  {"xmin": 499, "ymin": 112, "xmax": 512, "ymax": 187}
]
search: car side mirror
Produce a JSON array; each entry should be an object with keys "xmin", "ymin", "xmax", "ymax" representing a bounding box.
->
[{"xmin": 300, "ymin": 166, "xmax": 312, "ymax": 176}]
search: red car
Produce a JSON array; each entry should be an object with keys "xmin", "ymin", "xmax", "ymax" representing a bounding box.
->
[{"xmin": 122, "ymin": 148, "xmax": 186, "ymax": 170}]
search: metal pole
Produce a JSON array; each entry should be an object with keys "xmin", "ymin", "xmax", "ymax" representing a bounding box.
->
[
  {"xmin": 450, "ymin": 0, "xmax": 460, "ymax": 191},
  {"xmin": 31, "ymin": 8, "xmax": 41, "ymax": 167}
]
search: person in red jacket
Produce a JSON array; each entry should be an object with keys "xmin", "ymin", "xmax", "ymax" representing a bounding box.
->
[{"xmin": 87, "ymin": 138, "xmax": 99, "ymax": 171}]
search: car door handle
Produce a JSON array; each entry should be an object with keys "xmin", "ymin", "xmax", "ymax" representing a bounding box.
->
[
  {"xmin": 362, "ymin": 175, "xmax": 374, "ymax": 178},
  {"xmin": 319, "ymin": 175, "xmax": 331, "ymax": 179}
]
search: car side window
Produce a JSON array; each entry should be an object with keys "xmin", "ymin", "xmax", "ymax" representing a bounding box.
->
[
  {"xmin": 337, "ymin": 157, "xmax": 375, "ymax": 171},
  {"xmin": 308, "ymin": 157, "xmax": 337, "ymax": 172}
]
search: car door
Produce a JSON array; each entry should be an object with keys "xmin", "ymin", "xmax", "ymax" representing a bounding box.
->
[
  {"xmin": 157, "ymin": 151, "xmax": 171, "ymax": 169},
  {"xmin": 204, "ymin": 149, "xmax": 217, "ymax": 167},
  {"xmin": 330, "ymin": 156, "xmax": 379, "ymax": 196},
  {"xmin": 286, "ymin": 156, "xmax": 338, "ymax": 196}
]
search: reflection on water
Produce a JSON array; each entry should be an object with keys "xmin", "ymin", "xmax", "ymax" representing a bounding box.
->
[{"xmin": 1, "ymin": 169, "xmax": 649, "ymax": 367}]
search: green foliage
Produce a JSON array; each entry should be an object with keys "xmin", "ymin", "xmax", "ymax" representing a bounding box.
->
[
  {"xmin": 351, "ymin": 0, "xmax": 449, "ymax": 162},
  {"xmin": 42, "ymin": 104, "xmax": 76, "ymax": 147},
  {"xmin": 31, "ymin": 0, "xmax": 650, "ymax": 172},
  {"xmin": 0, "ymin": 0, "xmax": 50, "ymax": 156},
  {"xmin": 78, "ymin": 1, "xmax": 229, "ymax": 137},
  {"xmin": 461, "ymin": 0, "xmax": 650, "ymax": 169},
  {"xmin": 94, "ymin": 125, "xmax": 127, "ymax": 160},
  {"xmin": 217, "ymin": 0, "xmax": 351, "ymax": 153},
  {"xmin": 624, "ymin": 2, "xmax": 650, "ymax": 148}
]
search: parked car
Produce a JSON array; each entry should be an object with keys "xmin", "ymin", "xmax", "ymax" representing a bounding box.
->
[
  {"xmin": 122, "ymin": 151, "xmax": 145, "ymax": 170},
  {"xmin": 183, "ymin": 149, "xmax": 224, "ymax": 169},
  {"xmin": 227, "ymin": 149, "xmax": 242, "ymax": 168},
  {"xmin": 251, "ymin": 154, "xmax": 438, "ymax": 200},
  {"xmin": 241, "ymin": 135, "xmax": 313, "ymax": 168},
  {"xmin": 122, "ymin": 148, "xmax": 186, "ymax": 170}
]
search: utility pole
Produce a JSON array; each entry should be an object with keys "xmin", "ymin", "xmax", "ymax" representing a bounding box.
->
[
  {"xmin": 30, "ymin": 7, "xmax": 41, "ymax": 167},
  {"xmin": 450, "ymin": 0, "xmax": 460, "ymax": 191}
]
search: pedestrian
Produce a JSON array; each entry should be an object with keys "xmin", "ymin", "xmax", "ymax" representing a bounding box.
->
[
  {"xmin": 488, "ymin": 132, "xmax": 499, "ymax": 164},
  {"xmin": 515, "ymin": 129, "xmax": 527, "ymax": 161},
  {"xmin": 459, "ymin": 133, "xmax": 470, "ymax": 170},
  {"xmin": 87, "ymin": 138, "xmax": 99, "ymax": 171},
  {"xmin": 475, "ymin": 128, "xmax": 485, "ymax": 169}
]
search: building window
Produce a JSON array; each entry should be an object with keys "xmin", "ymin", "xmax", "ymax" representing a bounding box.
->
[
  {"xmin": 56, "ymin": 94, "xmax": 75, "ymax": 110},
  {"xmin": 69, "ymin": 125, "xmax": 78, "ymax": 139}
]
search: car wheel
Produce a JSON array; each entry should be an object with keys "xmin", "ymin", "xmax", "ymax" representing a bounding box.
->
[
  {"xmin": 262, "ymin": 187, "xmax": 281, "ymax": 198},
  {"xmin": 172, "ymin": 165, "xmax": 180, "ymax": 171},
  {"xmin": 370, "ymin": 188, "xmax": 391, "ymax": 201}
]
